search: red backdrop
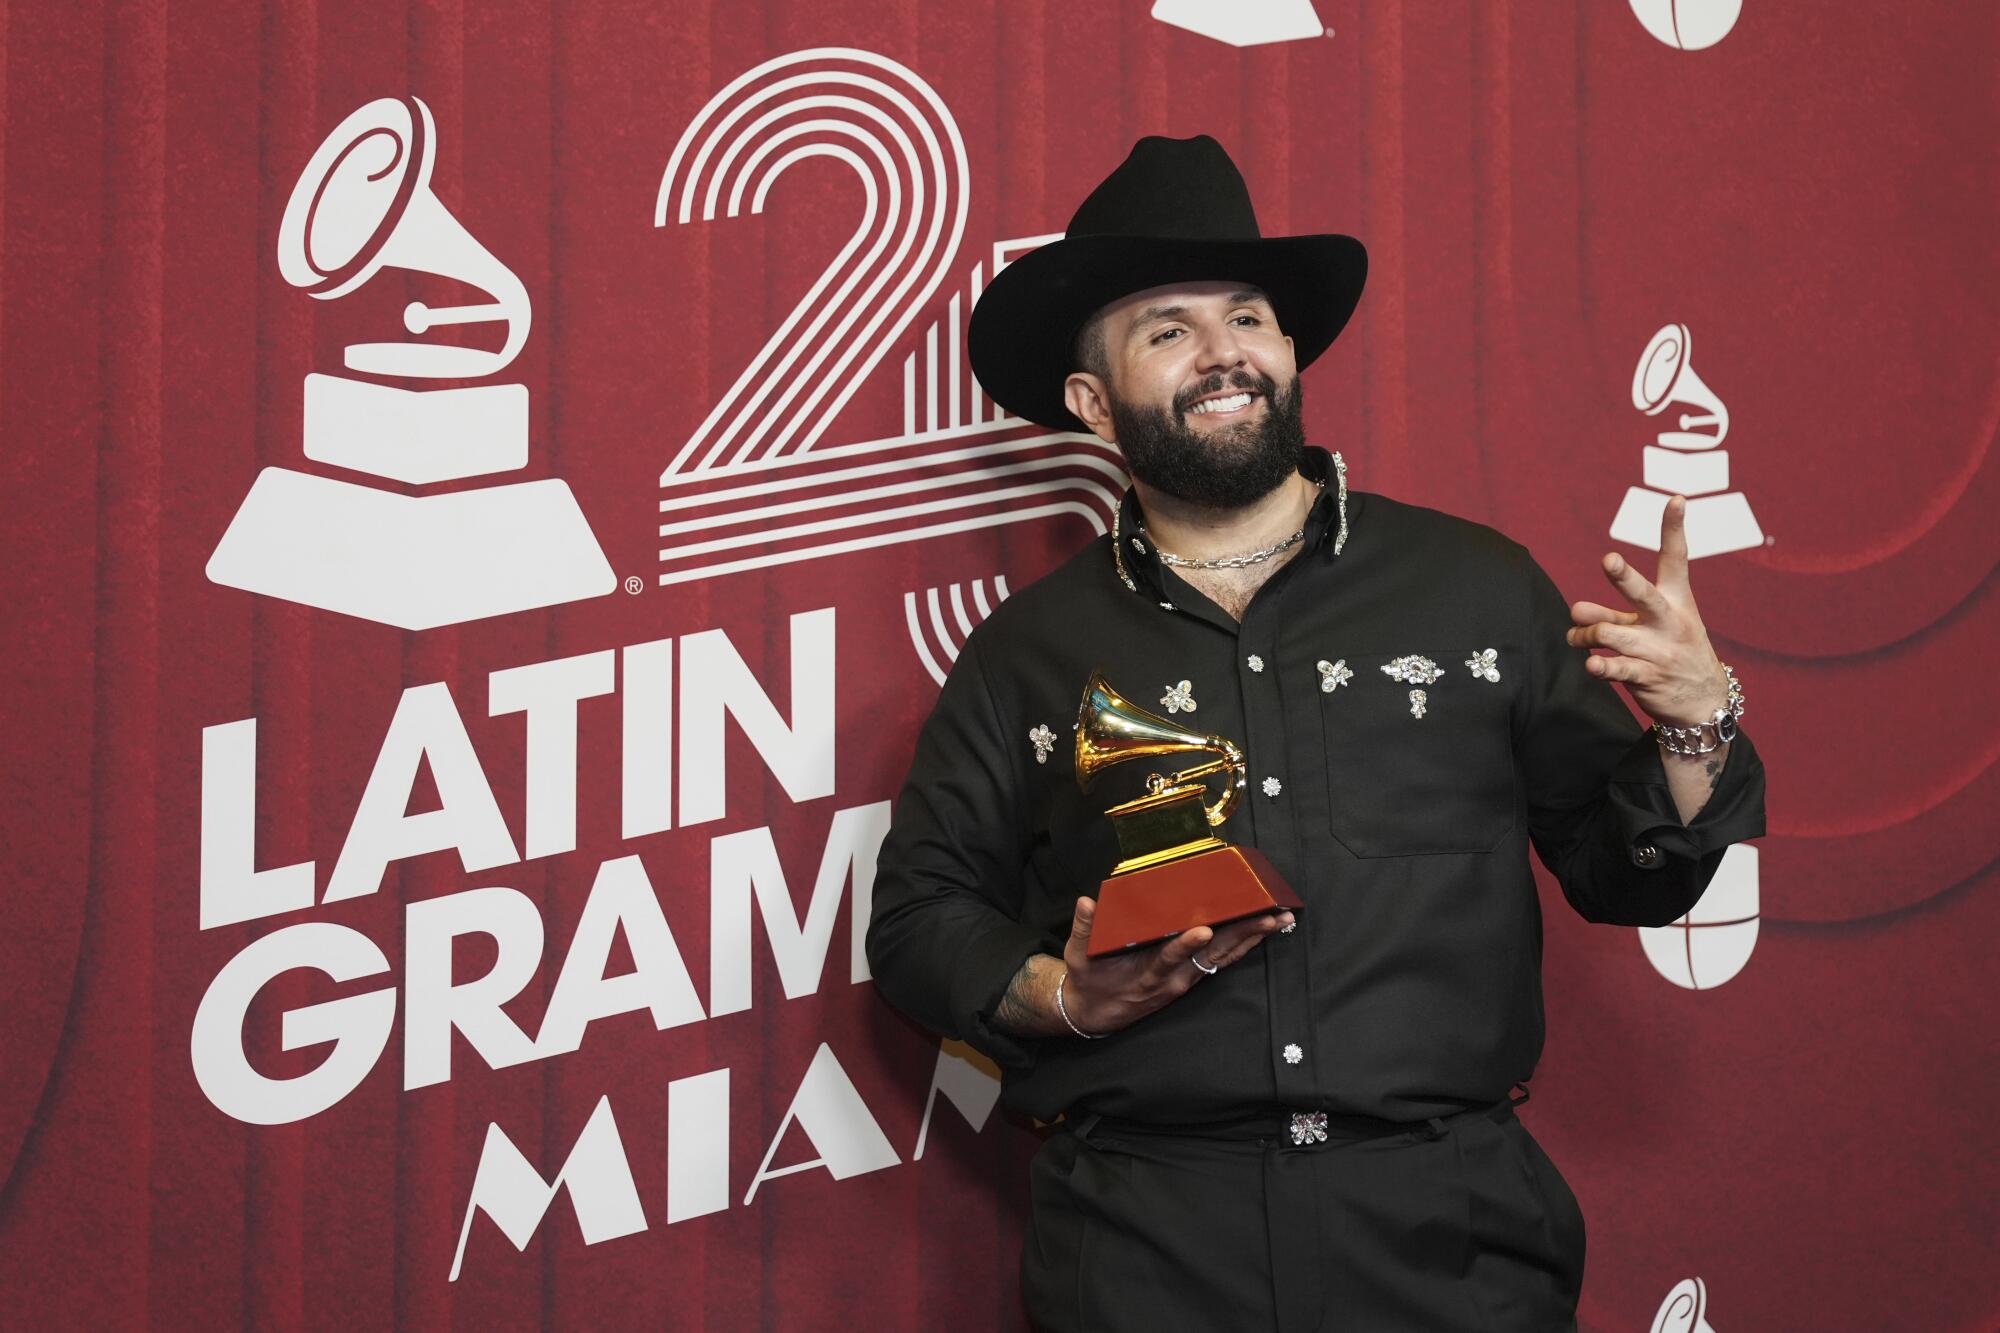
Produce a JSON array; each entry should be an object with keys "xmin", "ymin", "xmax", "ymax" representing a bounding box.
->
[{"xmin": 3, "ymin": 2, "xmax": 1994, "ymax": 1329}]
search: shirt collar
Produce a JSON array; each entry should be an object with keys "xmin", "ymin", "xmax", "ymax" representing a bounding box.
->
[{"xmin": 1110, "ymin": 447, "xmax": 1353, "ymax": 599}]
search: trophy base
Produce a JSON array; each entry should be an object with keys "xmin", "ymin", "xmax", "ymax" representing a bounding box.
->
[
  {"xmin": 207, "ymin": 466, "xmax": 617, "ymax": 629},
  {"xmin": 1609, "ymin": 486, "xmax": 1764, "ymax": 559},
  {"xmin": 1086, "ymin": 844, "xmax": 1304, "ymax": 958}
]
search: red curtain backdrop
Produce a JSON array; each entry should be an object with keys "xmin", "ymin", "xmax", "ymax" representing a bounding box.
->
[{"xmin": 3, "ymin": 3, "xmax": 1993, "ymax": 1329}]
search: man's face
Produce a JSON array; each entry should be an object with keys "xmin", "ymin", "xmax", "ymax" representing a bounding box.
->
[{"xmin": 1064, "ymin": 280, "xmax": 1305, "ymax": 510}]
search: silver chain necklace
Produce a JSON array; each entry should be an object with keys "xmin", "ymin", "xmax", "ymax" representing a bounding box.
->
[{"xmin": 1140, "ymin": 479, "xmax": 1324, "ymax": 570}]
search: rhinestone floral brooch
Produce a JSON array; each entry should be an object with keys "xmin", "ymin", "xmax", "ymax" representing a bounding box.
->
[
  {"xmin": 1028, "ymin": 724, "xmax": 1056, "ymax": 764},
  {"xmin": 1381, "ymin": 654, "xmax": 1444, "ymax": 685}
]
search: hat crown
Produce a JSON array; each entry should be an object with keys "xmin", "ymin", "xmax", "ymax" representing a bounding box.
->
[{"xmin": 1065, "ymin": 134, "xmax": 1263, "ymax": 243}]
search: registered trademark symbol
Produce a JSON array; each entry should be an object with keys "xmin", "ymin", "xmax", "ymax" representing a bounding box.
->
[
  {"xmin": 624, "ymin": 575, "xmax": 644, "ymax": 595},
  {"xmin": 1764, "ymin": 536, "xmax": 1775, "ymax": 546},
  {"xmin": 1324, "ymin": 26, "xmax": 1336, "ymax": 38}
]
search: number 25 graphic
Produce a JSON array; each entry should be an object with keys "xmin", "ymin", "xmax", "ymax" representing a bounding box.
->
[{"xmin": 655, "ymin": 48, "xmax": 970, "ymax": 477}]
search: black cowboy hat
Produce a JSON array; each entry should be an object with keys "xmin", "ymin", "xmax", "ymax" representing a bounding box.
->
[{"xmin": 967, "ymin": 134, "xmax": 1367, "ymax": 433}]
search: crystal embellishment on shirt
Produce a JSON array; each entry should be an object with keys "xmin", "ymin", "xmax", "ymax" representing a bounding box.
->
[
  {"xmin": 1289, "ymin": 1111, "xmax": 1329, "ymax": 1146},
  {"xmin": 1464, "ymin": 648, "xmax": 1501, "ymax": 683},
  {"xmin": 1408, "ymin": 689, "xmax": 1428, "ymax": 719},
  {"xmin": 1262, "ymin": 776, "xmax": 1282, "ymax": 797},
  {"xmin": 1280, "ymin": 921, "xmax": 1296, "ymax": 933},
  {"xmin": 1028, "ymin": 724, "xmax": 1056, "ymax": 765},
  {"xmin": 1247, "ymin": 654, "xmax": 1264, "ymax": 673},
  {"xmin": 1382, "ymin": 654, "xmax": 1445, "ymax": 685},
  {"xmin": 1316, "ymin": 658, "xmax": 1354, "ymax": 693},
  {"xmin": 1161, "ymin": 680, "xmax": 1197, "ymax": 713},
  {"xmin": 1283, "ymin": 1043, "xmax": 1303, "ymax": 1065}
]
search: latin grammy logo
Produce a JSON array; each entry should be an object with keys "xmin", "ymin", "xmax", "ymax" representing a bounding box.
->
[
  {"xmin": 1628, "ymin": 0, "xmax": 1743, "ymax": 52},
  {"xmin": 1609, "ymin": 323, "xmax": 1765, "ymax": 560},
  {"xmin": 1150, "ymin": 0, "xmax": 1325, "ymax": 47},
  {"xmin": 1639, "ymin": 843, "xmax": 1758, "ymax": 989},
  {"xmin": 1651, "ymin": 1276, "xmax": 1721, "ymax": 1333},
  {"xmin": 207, "ymin": 95, "xmax": 614, "ymax": 629}
]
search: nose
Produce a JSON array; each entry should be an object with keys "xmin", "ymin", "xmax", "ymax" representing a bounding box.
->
[{"xmin": 1190, "ymin": 316, "xmax": 1248, "ymax": 377}]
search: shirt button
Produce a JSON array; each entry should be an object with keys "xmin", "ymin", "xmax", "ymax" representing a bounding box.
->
[
  {"xmin": 1632, "ymin": 843, "xmax": 1663, "ymax": 869},
  {"xmin": 1247, "ymin": 654, "xmax": 1265, "ymax": 673},
  {"xmin": 1282, "ymin": 1043, "xmax": 1303, "ymax": 1065}
]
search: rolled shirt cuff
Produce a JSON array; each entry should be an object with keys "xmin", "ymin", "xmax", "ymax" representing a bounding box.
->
[
  {"xmin": 952, "ymin": 920, "xmax": 1056, "ymax": 1070},
  {"xmin": 1607, "ymin": 723, "xmax": 1767, "ymax": 861}
]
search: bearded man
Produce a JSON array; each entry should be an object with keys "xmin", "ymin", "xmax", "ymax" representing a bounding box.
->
[{"xmin": 865, "ymin": 135, "xmax": 1765, "ymax": 1332}]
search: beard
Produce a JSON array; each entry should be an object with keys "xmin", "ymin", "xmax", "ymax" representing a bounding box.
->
[{"xmin": 1107, "ymin": 366, "xmax": 1307, "ymax": 509}]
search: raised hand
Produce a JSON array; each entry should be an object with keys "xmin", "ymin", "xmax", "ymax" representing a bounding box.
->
[
  {"xmin": 1057, "ymin": 894, "xmax": 1291, "ymax": 1036},
  {"xmin": 1565, "ymin": 494, "xmax": 1731, "ymax": 727}
]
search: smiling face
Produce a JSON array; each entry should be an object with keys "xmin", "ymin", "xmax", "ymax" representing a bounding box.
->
[{"xmin": 1064, "ymin": 279, "xmax": 1306, "ymax": 509}]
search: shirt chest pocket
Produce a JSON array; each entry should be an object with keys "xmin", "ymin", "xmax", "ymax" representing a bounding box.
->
[{"xmin": 1317, "ymin": 648, "xmax": 1520, "ymax": 858}]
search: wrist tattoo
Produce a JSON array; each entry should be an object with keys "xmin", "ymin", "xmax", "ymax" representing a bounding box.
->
[{"xmin": 994, "ymin": 954, "xmax": 1056, "ymax": 1036}]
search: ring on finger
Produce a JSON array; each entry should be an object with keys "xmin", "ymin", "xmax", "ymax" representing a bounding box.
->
[{"xmin": 1191, "ymin": 954, "xmax": 1219, "ymax": 975}]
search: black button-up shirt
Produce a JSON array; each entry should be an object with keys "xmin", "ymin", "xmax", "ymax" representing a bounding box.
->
[{"xmin": 866, "ymin": 447, "xmax": 1766, "ymax": 1124}]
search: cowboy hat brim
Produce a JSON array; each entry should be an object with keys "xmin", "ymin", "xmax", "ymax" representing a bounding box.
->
[{"xmin": 967, "ymin": 231, "xmax": 1367, "ymax": 432}]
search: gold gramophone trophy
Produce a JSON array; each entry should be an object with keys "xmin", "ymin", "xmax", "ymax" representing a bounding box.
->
[{"xmin": 1075, "ymin": 669, "xmax": 1303, "ymax": 957}]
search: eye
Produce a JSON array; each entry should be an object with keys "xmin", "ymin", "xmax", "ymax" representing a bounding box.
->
[
  {"xmin": 1150, "ymin": 328, "xmax": 1184, "ymax": 344},
  {"xmin": 1232, "ymin": 314, "xmax": 1264, "ymax": 327}
]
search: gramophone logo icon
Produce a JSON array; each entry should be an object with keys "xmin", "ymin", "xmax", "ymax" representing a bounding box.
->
[
  {"xmin": 1150, "ymin": 0, "xmax": 1325, "ymax": 47},
  {"xmin": 1651, "ymin": 1276, "xmax": 1721, "ymax": 1333},
  {"xmin": 1609, "ymin": 323, "xmax": 1764, "ymax": 559},
  {"xmin": 1639, "ymin": 842, "xmax": 1758, "ymax": 989},
  {"xmin": 207, "ymin": 95, "xmax": 615, "ymax": 629},
  {"xmin": 1628, "ymin": 0, "xmax": 1743, "ymax": 52}
]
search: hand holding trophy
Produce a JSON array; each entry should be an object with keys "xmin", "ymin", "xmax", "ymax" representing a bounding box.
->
[
  {"xmin": 1073, "ymin": 670, "xmax": 1303, "ymax": 957},
  {"xmin": 1054, "ymin": 671, "xmax": 1302, "ymax": 1035}
]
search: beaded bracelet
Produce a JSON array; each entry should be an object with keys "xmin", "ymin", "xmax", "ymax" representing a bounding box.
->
[{"xmin": 1055, "ymin": 969, "xmax": 1102, "ymax": 1039}]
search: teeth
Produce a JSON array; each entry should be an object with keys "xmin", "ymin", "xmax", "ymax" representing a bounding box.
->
[{"xmin": 1191, "ymin": 392, "xmax": 1253, "ymax": 415}]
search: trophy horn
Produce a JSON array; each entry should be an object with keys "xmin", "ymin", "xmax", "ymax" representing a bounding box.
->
[{"xmin": 1075, "ymin": 669, "xmax": 1246, "ymax": 826}]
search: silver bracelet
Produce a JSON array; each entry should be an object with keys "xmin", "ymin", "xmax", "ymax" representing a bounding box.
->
[
  {"xmin": 1055, "ymin": 969, "xmax": 1102, "ymax": 1039},
  {"xmin": 1653, "ymin": 663, "xmax": 1746, "ymax": 758}
]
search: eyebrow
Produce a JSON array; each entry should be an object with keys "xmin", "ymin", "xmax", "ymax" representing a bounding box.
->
[{"xmin": 1128, "ymin": 290, "xmax": 1272, "ymax": 337}]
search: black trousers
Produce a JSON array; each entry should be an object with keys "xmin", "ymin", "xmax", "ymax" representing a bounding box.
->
[{"xmin": 1021, "ymin": 1098, "xmax": 1586, "ymax": 1332}]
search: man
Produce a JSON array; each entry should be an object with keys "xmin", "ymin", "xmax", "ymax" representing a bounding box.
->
[{"xmin": 866, "ymin": 135, "xmax": 1764, "ymax": 1331}]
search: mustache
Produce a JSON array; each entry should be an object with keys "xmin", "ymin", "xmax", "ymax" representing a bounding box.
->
[{"xmin": 1174, "ymin": 368, "xmax": 1280, "ymax": 413}]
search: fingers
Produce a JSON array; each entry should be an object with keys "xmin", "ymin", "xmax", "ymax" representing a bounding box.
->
[
  {"xmin": 1154, "ymin": 925, "xmax": 1214, "ymax": 973},
  {"xmin": 1566, "ymin": 621, "xmax": 1652, "ymax": 657},
  {"xmin": 1601, "ymin": 550, "xmax": 1668, "ymax": 617},
  {"xmin": 1164, "ymin": 912, "xmax": 1293, "ymax": 976},
  {"xmin": 1569, "ymin": 600, "xmax": 1640, "ymax": 629},
  {"xmin": 1657, "ymin": 495, "xmax": 1691, "ymax": 595},
  {"xmin": 1206, "ymin": 912, "xmax": 1292, "ymax": 967},
  {"xmin": 1069, "ymin": 896, "xmax": 1095, "ymax": 944},
  {"xmin": 1583, "ymin": 652, "xmax": 1654, "ymax": 684},
  {"xmin": 1061, "ymin": 896, "xmax": 1097, "ymax": 966},
  {"xmin": 1076, "ymin": 909, "xmax": 1296, "ymax": 1020}
]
